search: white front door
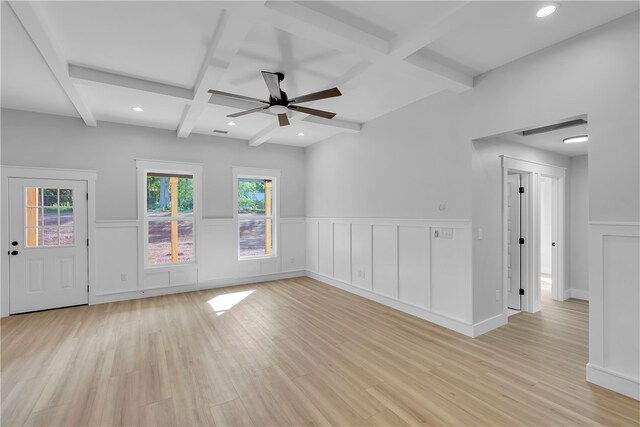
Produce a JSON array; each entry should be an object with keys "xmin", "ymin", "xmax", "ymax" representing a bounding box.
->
[
  {"xmin": 507, "ymin": 173, "xmax": 522, "ymax": 310},
  {"xmin": 9, "ymin": 178, "xmax": 88, "ymax": 314}
]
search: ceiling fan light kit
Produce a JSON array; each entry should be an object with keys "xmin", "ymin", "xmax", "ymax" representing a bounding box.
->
[{"xmin": 208, "ymin": 71, "xmax": 341, "ymax": 127}]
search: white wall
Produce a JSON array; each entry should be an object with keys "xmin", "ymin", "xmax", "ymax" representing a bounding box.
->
[
  {"xmin": 1, "ymin": 109, "xmax": 307, "ymax": 306},
  {"xmin": 1, "ymin": 109, "xmax": 306, "ymax": 220},
  {"xmin": 306, "ymin": 12, "xmax": 639, "ymax": 397},
  {"xmin": 568, "ymin": 155, "xmax": 589, "ymax": 298},
  {"xmin": 471, "ymin": 139, "xmax": 570, "ymax": 322}
]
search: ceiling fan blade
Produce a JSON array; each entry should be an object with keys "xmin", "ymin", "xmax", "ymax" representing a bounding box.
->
[
  {"xmin": 289, "ymin": 105, "xmax": 336, "ymax": 119},
  {"xmin": 262, "ymin": 71, "xmax": 283, "ymax": 101},
  {"xmin": 227, "ymin": 106, "xmax": 269, "ymax": 118},
  {"xmin": 288, "ymin": 87, "xmax": 341, "ymax": 105},
  {"xmin": 208, "ymin": 90, "xmax": 268, "ymax": 104},
  {"xmin": 278, "ymin": 114, "xmax": 290, "ymax": 127}
]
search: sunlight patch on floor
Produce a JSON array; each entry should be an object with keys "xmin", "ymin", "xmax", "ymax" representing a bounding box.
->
[{"xmin": 208, "ymin": 290, "xmax": 255, "ymax": 315}]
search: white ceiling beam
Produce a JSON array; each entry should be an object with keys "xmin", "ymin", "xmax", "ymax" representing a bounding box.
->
[
  {"xmin": 69, "ymin": 64, "xmax": 193, "ymax": 102},
  {"xmin": 388, "ymin": 1, "xmax": 472, "ymax": 60},
  {"xmin": 249, "ymin": 121, "xmax": 281, "ymax": 147},
  {"xmin": 301, "ymin": 115, "xmax": 361, "ymax": 133},
  {"xmin": 228, "ymin": 1, "xmax": 473, "ymax": 93},
  {"xmin": 176, "ymin": 10, "xmax": 255, "ymax": 138},
  {"xmin": 9, "ymin": 1, "xmax": 96, "ymax": 126}
]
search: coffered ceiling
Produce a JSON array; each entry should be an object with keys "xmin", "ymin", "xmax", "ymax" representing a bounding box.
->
[{"xmin": 2, "ymin": 1, "xmax": 638, "ymax": 147}]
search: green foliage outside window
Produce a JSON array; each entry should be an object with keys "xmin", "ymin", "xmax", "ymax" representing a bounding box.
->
[
  {"xmin": 147, "ymin": 176, "xmax": 193, "ymax": 213},
  {"xmin": 238, "ymin": 179, "xmax": 266, "ymax": 214}
]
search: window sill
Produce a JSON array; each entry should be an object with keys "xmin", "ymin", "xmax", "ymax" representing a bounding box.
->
[{"xmin": 238, "ymin": 254, "xmax": 278, "ymax": 262}]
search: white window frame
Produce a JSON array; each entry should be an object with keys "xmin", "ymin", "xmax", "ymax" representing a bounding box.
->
[
  {"xmin": 136, "ymin": 159, "xmax": 202, "ymax": 270},
  {"xmin": 233, "ymin": 166, "xmax": 280, "ymax": 261}
]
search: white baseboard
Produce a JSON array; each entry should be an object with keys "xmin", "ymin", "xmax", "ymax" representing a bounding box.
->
[
  {"xmin": 92, "ymin": 270, "xmax": 305, "ymax": 305},
  {"xmin": 472, "ymin": 313, "xmax": 507, "ymax": 337},
  {"xmin": 586, "ymin": 363, "xmax": 640, "ymax": 400},
  {"xmin": 306, "ymin": 271, "xmax": 474, "ymax": 337},
  {"xmin": 564, "ymin": 288, "xmax": 589, "ymax": 301}
]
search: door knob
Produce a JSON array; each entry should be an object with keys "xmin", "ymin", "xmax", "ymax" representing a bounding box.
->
[
  {"xmin": 11, "ymin": 241, "xmax": 18, "ymax": 246},
  {"xmin": 552, "ymin": 242, "xmax": 556, "ymax": 247},
  {"xmin": 10, "ymin": 250, "xmax": 18, "ymax": 256}
]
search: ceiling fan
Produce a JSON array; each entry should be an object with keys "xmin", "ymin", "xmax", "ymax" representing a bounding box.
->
[{"xmin": 208, "ymin": 71, "xmax": 341, "ymax": 127}]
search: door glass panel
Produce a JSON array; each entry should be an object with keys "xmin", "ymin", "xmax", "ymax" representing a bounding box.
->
[
  {"xmin": 60, "ymin": 207, "xmax": 74, "ymax": 227},
  {"xmin": 25, "ymin": 187, "xmax": 74, "ymax": 248},
  {"xmin": 59, "ymin": 189, "xmax": 73, "ymax": 206},
  {"xmin": 40, "ymin": 227, "xmax": 59, "ymax": 246},
  {"xmin": 59, "ymin": 227, "xmax": 74, "ymax": 245},
  {"xmin": 43, "ymin": 208, "xmax": 58, "ymax": 226},
  {"xmin": 42, "ymin": 189, "xmax": 58, "ymax": 207}
]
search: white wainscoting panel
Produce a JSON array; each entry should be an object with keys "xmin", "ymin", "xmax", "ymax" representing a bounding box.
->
[
  {"xmin": 398, "ymin": 226, "xmax": 430, "ymax": 308},
  {"xmin": 280, "ymin": 220, "xmax": 306, "ymax": 272},
  {"xmin": 318, "ymin": 222, "xmax": 334, "ymax": 277},
  {"xmin": 306, "ymin": 218, "xmax": 474, "ymax": 336},
  {"xmin": 351, "ymin": 223, "xmax": 372, "ymax": 289},
  {"xmin": 199, "ymin": 219, "xmax": 237, "ymax": 281},
  {"xmin": 306, "ymin": 221, "xmax": 319, "ymax": 273},
  {"xmin": 93, "ymin": 218, "xmax": 305, "ymax": 305},
  {"xmin": 372, "ymin": 225, "xmax": 398, "ymax": 299},
  {"xmin": 588, "ymin": 222, "xmax": 640, "ymax": 400},
  {"xmin": 603, "ymin": 235, "xmax": 639, "ymax": 378},
  {"xmin": 95, "ymin": 223, "xmax": 138, "ymax": 295},
  {"xmin": 431, "ymin": 226, "xmax": 472, "ymax": 323},
  {"xmin": 333, "ymin": 223, "xmax": 352, "ymax": 284}
]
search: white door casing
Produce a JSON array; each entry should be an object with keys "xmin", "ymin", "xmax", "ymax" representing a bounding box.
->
[
  {"xmin": 9, "ymin": 178, "xmax": 88, "ymax": 313},
  {"xmin": 501, "ymin": 155, "xmax": 566, "ymax": 316},
  {"xmin": 507, "ymin": 173, "xmax": 522, "ymax": 310}
]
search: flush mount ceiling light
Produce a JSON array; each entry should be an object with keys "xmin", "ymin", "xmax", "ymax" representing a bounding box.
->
[
  {"xmin": 268, "ymin": 105, "xmax": 288, "ymax": 115},
  {"xmin": 536, "ymin": 4, "xmax": 557, "ymax": 17},
  {"xmin": 563, "ymin": 135, "xmax": 589, "ymax": 144},
  {"xmin": 132, "ymin": 106, "xmax": 144, "ymax": 112},
  {"xmin": 227, "ymin": 121, "xmax": 236, "ymax": 126},
  {"xmin": 297, "ymin": 132, "xmax": 305, "ymax": 137}
]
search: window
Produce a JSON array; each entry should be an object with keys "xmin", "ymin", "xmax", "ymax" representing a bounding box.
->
[
  {"xmin": 234, "ymin": 168, "xmax": 279, "ymax": 259},
  {"xmin": 145, "ymin": 173, "xmax": 193, "ymax": 265},
  {"xmin": 24, "ymin": 187, "xmax": 74, "ymax": 247}
]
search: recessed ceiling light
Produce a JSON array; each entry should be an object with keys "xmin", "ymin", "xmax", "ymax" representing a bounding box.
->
[
  {"xmin": 227, "ymin": 121, "xmax": 236, "ymax": 126},
  {"xmin": 563, "ymin": 135, "xmax": 589, "ymax": 144},
  {"xmin": 298, "ymin": 132, "xmax": 305, "ymax": 137},
  {"xmin": 536, "ymin": 4, "xmax": 557, "ymax": 18},
  {"xmin": 132, "ymin": 106, "xmax": 144, "ymax": 112}
]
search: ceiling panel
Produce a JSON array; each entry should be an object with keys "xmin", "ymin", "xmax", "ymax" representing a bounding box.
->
[
  {"xmin": 426, "ymin": 1, "xmax": 640, "ymax": 75},
  {"xmin": 192, "ymin": 104, "xmax": 275, "ymax": 140},
  {"xmin": 304, "ymin": 1, "xmax": 466, "ymax": 41},
  {"xmin": 36, "ymin": 1, "xmax": 224, "ymax": 88},
  {"xmin": 217, "ymin": 24, "xmax": 361, "ymax": 109},
  {"xmin": 77, "ymin": 85, "xmax": 186, "ymax": 131},
  {"xmin": 1, "ymin": 1, "xmax": 78, "ymax": 118}
]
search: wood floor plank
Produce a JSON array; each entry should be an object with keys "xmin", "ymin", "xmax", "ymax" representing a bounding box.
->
[{"xmin": 1, "ymin": 278, "xmax": 638, "ymax": 426}]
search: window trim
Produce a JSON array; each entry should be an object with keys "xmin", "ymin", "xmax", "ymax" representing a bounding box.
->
[
  {"xmin": 136, "ymin": 160, "xmax": 202, "ymax": 270},
  {"xmin": 232, "ymin": 167, "xmax": 280, "ymax": 261}
]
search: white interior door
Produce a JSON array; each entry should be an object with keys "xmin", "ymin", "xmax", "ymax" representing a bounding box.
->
[
  {"xmin": 9, "ymin": 178, "xmax": 88, "ymax": 314},
  {"xmin": 507, "ymin": 173, "xmax": 522, "ymax": 310}
]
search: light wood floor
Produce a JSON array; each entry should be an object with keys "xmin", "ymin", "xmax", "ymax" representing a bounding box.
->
[{"xmin": 2, "ymin": 277, "xmax": 638, "ymax": 426}]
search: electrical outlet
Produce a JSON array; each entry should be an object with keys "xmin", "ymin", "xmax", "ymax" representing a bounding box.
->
[
  {"xmin": 477, "ymin": 228, "xmax": 483, "ymax": 240},
  {"xmin": 495, "ymin": 290, "xmax": 501, "ymax": 301},
  {"xmin": 121, "ymin": 273, "xmax": 127, "ymax": 282},
  {"xmin": 289, "ymin": 257, "xmax": 295, "ymax": 264}
]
